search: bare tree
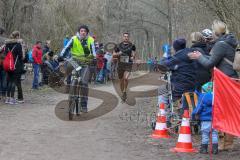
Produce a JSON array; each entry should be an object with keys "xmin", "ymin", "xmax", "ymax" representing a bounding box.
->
[
  {"xmin": 199, "ymin": 0, "xmax": 240, "ymax": 37},
  {"xmin": 0, "ymin": 0, "xmax": 238, "ymax": 54}
]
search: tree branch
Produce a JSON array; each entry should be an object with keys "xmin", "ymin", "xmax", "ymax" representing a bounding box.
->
[{"xmin": 138, "ymin": 0, "xmax": 169, "ymax": 18}]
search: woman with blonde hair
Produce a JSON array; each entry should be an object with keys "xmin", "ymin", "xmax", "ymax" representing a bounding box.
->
[
  {"xmin": 189, "ymin": 20, "xmax": 238, "ymax": 151},
  {"xmin": 191, "ymin": 32, "xmax": 206, "ymax": 44},
  {"xmin": 188, "ymin": 20, "xmax": 238, "ymax": 77},
  {"xmin": 190, "ymin": 32, "xmax": 211, "ymax": 91},
  {"xmin": 4, "ymin": 31, "xmax": 25, "ymax": 104},
  {"xmin": 212, "ymin": 19, "xmax": 229, "ymax": 36}
]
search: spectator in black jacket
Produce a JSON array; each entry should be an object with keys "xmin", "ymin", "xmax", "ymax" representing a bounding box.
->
[
  {"xmin": 0, "ymin": 44, "xmax": 7, "ymax": 101},
  {"xmin": 41, "ymin": 40, "xmax": 51, "ymax": 85},
  {"xmin": 4, "ymin": 31, "xmax": 25, "ymax": 105},
  {"xmin": 190, "ymin": 32, "xmax": 211, "ymax": 91},
  {"xmin": 189, "ymin": 20, "xmax": 238, "ymax": 78},
  {"xmin": 188, "ymin": 20, "xmax": 239, "ymax": 151}
]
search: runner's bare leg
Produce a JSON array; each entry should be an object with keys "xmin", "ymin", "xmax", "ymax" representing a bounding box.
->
[
  {"xmin": 123, "ymin": 71, "xmax": 130, "ymax": 92},
  {"xmin": 120, "ymin": 78, "xmax": 124, "ymax": 92}
]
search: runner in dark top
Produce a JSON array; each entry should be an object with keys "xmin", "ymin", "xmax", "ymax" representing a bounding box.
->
[{"xmin": 114, "ymin": 33, "xmax": 136, "ymax": 102}]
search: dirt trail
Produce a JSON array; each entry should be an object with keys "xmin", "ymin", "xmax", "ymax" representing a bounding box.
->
[{"xmin": 0, "ymin": 75, "xmax": 239, "ymax": 160}]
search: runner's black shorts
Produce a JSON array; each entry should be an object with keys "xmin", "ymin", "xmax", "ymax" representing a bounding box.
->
[{"xmin": 117, "ymin": 62, "xmax": 133, "ymax": 79}]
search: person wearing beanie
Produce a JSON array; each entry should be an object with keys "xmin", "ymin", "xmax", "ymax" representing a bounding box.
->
[
  {"xmin": 189, "ymin": 20, "xmax": 238, "ymax": 151},
  {"xmin": 173, "ymin": 38, "xmax": 186, "ymax": 52},
  {"xmin": 159, "ymin": 38, "xmax": 197, "ymax": 106}
]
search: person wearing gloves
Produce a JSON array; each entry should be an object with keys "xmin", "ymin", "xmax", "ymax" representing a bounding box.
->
[{"xmin": 58, "ymin": 25, "xmax": 96, "ymax": 113}]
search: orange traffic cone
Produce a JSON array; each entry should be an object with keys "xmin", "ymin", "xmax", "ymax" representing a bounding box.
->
[
  {"xmin": 170, "ymin": 110, "xmax": 197, "ymax": 153},
  {"xmin": 151, "ymin": 103, "xmax": 170, "ymax": 139}
]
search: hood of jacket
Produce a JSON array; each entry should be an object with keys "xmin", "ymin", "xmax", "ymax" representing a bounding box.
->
[
  {"xmin": 33, "ymin": 44, "xmax": 42, "ymax": 50},
  {"xmin": 217, "ymin": 33, "xmax": 238, "ymax": 49},
  {"xmin": 5, "ymin": 38, "xmax": 23, "ymax": 44},
  {"xmin": 191, "ymin": 42, "xmax": 207, "ymax": 49}
]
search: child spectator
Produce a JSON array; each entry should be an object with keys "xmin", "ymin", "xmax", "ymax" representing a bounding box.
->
[
  {"xmin": 48, "ymin": 51, "xmax": 59, "ymax": 71},
  {"xmin": 153, "ymin": 57, "xmax": 158, "ymax": 72},
  {"xmin": 96, "ymin": 49, "xmax": 105, "ymax": 83},
  {"xmin": 192, "ymin": 82, "xmax": 218, "ymax": 154},
  {"xmin": 104, "ymin": 51, "xmax": 112, "ymax": 80}
]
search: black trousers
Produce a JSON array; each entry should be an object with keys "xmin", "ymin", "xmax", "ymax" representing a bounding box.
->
[
  {"xmin": 7, "ymin": 72, "xmax": 23, "ymax": 99},
  {"xmin": 41, "ymin": 64, "xmax": 49, "ymax": 85}
]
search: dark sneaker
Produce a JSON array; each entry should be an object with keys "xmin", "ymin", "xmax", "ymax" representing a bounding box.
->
[
  {"xmin": 32, "ymin": 87, "xmax": 39, "ymax": 90},
  {"xmin": 39, "ymin": 82, "xmax": 43, "ymax": 87},
  {"xmin": 212, "ymin": 144, "xmax": 218, "ymax": 154},
  {"xmin": 200, "ymin": 144, "xmax": 208, "ymax": 154},
  {"xmin": 121, "ymin": 92, "xmax": 127, "ymax": 102}
]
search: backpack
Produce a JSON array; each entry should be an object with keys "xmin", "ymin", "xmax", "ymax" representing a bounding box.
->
[
  {"xmin": 3, "ymin": 45, "xmax": 17, "ymax": 72},
  {"xmin": 224, "ymin": 49, "xmax": 240, "ymax": 71},
  {"xmin": 28, "ymin": 50, "xmax": 34, "ymax": 63},
  {"xmin": 221, "ymin": 41, "xmax": 240, "ymax": 71},
  {"xmin": 233, "ymin": 49, "xmax": 240, "ymax": 71}
]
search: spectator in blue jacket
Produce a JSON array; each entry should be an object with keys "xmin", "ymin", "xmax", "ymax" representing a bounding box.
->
[
  {"xmin": 192, "ymin": 82, "xmax": 218, "ymax": 154},
  {"xmin": 159, "ymin": 38, "xmax": 197, "ymax": 103},
  {"xmin": 158, "ymin": 38, "xmax": 197, "ymax": 127},
  {"xmin": 63, "ymin": 35, "xmax": 70, "ymax": 47}
]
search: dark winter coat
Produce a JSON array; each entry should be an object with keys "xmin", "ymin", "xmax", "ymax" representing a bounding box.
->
[
  {"xmin": 43, "ymin": 45, "xmax": 50, "ymax": 55},
  {"xmin": 198, "ymin": 33, "xmax": 239, "ymax": 78},
  {"xmin": 160, "ymin": 48, "xmax": 197, "ymax": 100},
  {"xmin": 191, "ymin": 42, "xmax": 211, "ymax": 88},
  {"xmin": 4, "ymin": 39, "xmax": 24, "ymax": 74}
]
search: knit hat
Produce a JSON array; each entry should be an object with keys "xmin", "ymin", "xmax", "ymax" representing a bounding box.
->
[
  {"xmin": 202, "ymin": 82, "xmax": 213, "ymax": 93},
  {"xmin": 173, "ymin": 38, "xmax": 186, "ymax": 52}
]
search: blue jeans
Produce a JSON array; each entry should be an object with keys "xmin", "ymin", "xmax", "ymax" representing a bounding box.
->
[
  {"xmin": 96, "ymin": 68, "xmax": 104, "ymax": 83},
  {"xmin": 32, "ymin": 64, "xmax": 40, "ymax": 89},
  {"xmin": 0, "ymin": 70, "xmax": 7, "ymax": 97},
  {"xmin": 201, "ymin": 121, "xmax": 218, "ymax": 144},
  {"xmin": 103, "ymin": 68, "xmax": 109, "ymax": 81}
]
